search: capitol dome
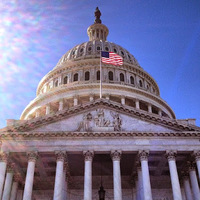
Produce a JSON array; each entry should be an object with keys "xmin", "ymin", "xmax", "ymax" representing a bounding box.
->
[{"xmin": 20, "ymin": 7, "xmax": 175, "ymax": 121}]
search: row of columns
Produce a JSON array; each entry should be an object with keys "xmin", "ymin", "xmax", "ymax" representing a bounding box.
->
[
  {"xmin": 1, "ymin": 150, "xmax": 200, "ymax": 200},
  {"xmin": 34, "ymin": 96, "xmax": 164, "ymax": 119}
]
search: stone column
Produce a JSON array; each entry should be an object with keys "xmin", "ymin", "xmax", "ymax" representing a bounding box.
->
[
  {"xmin": 111, "ymin": 150, "xmax": 122, "ymax": 200},
  {"xmin": 83, "ymin": 150, "xmax": 94, "ymax": 200},
  {"xmin": 46, "ymin": 104, "xmax": 50, "ymax": 115},
  {"xmin": 188, "ymin": 162, "xmax": 200, "ymax": 200},
  {"xmin": 35, "ymin": 109, "xmax": 40, "ymax": 118},
  {"xmin": 138, "ymin": 150, "xmax": 152, "ymax": 200},
  {"xmin": 166, "ymin": 151, "xmax": 182, "ymax": 200},
  {"xmin": 10, "ymin": 173, "xmax": 20, "ymax": 200},
  {"xmin": 193, "ymin": 151, "xmax": 200, "ymax": 181},
  {"xmin": 135, "ymin": 99, "xmax": 140, "ymax": 109},
  {"xmin": 137, "ymin": 165, "xmax": 144, "ymax": 200},
  {"xmin": 53, "ymin": 151, "xmax": 65, "ymax": 200},
  {"xmin": 105, "ymin": 94, "xmax": 110, "ymax": 100},
  {"xmin": 2, "ymin": 163, "xmax": 14, "ymax": 200},
  {"xmin": 121, "ymin": 96, "xmax": 125, "ymax": 105},
  {"xmin": 74, "ymin": 96, "xmax": 78, "ymax": 106},
  {"xmin": 0, "ymin": 152, "xmax": 8, "ymax": 199},
  {"xmin": 148, "ymin": 104, "xmax": 152, "ymax": 113},
  {"xmin": 158, "ymin": 109, "xmax": 162, "ymax": 117},
  {"xmin": 22, "ymin": 151, "xmax": 38, "ymax": 200},
  {"xmin": 182, "ymin": 173, "xmax": 193, "ymax": 200},
  {"xmin": 89, "ymin": 94, "xmax": 94, "ymax": 101},
  {"xmin": 59, "ymin": 99, "xmax": 64, "ymax": 111}
]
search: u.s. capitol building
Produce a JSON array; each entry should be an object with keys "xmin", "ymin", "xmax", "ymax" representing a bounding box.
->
[{"xmin": 0, "ymin": 7, "xmax": 200, "ymax": 200}]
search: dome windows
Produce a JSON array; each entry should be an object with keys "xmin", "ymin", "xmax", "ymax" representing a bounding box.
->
[
  {"xmin": 85, "ymin": 71, "xmax": 90, "ymax": 81},
  {"xmin": 97, "ymin": 70, "xmax": 100, "ymax": 80},
  {"xmin": 139, "ymin": 80, "xmax": 143, "ymax": 87},
  {"xmin": 130, "ymin": 76, "xmax": 134, "ymax": 85},
  {"xmin": 97, "ymin": 46, "xmax": 101, "ymax": 51},
  {"xmin": 108, "ymin": 71, "xmax": 113, "ymax": 81},
  {"xmin": 64, "ymin": 76, "xmax": 68, "ymax": 84},
  {"xmin": 55, "ymin": 80, "xmax": 58, "ymax": 87},
  {"xmin": 120, "ymin": 73, "xmax": 125, "ymax": 82},
  {"xmin": 113, "ymin": 48, "xmax": 117, "ymax": 53},
  {"xmin": 88, "ymin": 46, "xmax": 92, "ymax": 51},
  {"xmin": 105, "ymin": 47, "xmax": 109, "ymax": 52},
  {"xmin": 74, "ymin": 73, "xmax": 78, "ymax": 82}
]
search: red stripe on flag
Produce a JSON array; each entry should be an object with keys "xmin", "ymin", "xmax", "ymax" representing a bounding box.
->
[{"xmin": 101, "ymin": 52, "xmax": 123, "ymax": 66}]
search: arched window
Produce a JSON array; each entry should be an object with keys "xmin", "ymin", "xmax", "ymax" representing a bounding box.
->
[
  {"xmin": 64, "ymin": 76, "xmax": 68, "ymax": 84},
  {"xmin": 85, "ymin": 71, "xmax": 90, "ymax": 81},
  {"xmin": 120, "ymin": 73, "xmax": 125, "ymax": 82},
  {"xmin": 74, "ymin": 73, "xmax": 78, "ymax": 82},
  {"xmin": 139, "ymin": 80, "xmax": 143, "ymax": 87},
  {"xmin": 55, "ymin": 80, "xmax": 58, "ymax": 87},
  {"xmin": 97, "ymin": 70, "xmax": 100, "ymax": 80},
  {"xmin": 108, "ymin": 71, "xmax": 113, "ymax": 81},
  {"xmin": 130, "ymin": 76, "xmax": 134, "ymax": 85}
]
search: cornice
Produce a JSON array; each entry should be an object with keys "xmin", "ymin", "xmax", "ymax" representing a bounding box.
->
[
  {"xmin": 3, "ymin": 99, "xmax": 200, "ymax": 133},
  {"xmin": 0, "ymin": 131, "xmax": 200, "ymax": 140},
  {"xmin": 21, "ymin": 83, "xmax": 174, "ymax": 120}
]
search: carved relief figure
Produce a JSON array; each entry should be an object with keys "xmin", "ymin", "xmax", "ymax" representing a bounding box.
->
[
  {"xmin": 94, "ymin": 109, "xmax": 110, "ymax": 127},
  {"xmin": 110, "ymin": 111, "xmax": 122, "ymax": 131},
  {"xmin": 77, "ymin": 112, "xmax": 92, "ymax": 131}
]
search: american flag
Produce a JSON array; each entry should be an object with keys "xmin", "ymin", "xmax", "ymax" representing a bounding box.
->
[{"xmin": 101, "ymin": 51, "xmax": 123, "ymax": 66}]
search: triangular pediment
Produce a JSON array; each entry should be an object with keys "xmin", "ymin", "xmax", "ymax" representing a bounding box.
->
[{"xmin": 2, "ymin": 99, "xmax": 198, "ymax": 133}]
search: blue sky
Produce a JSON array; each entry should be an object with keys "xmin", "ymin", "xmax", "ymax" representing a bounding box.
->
[{"xmin": 0, "ymin": 0, "xmax": 200, "ymax": 128}]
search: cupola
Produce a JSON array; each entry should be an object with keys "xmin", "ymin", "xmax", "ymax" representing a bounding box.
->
[{"xmin": 87, "ymin": 7, "xmax": 109, "ymax": 41}]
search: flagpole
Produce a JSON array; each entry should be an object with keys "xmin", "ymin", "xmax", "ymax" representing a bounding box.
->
[{"xmin": 100, "ymin": 51, "xmax": 102, "ymax": 98}]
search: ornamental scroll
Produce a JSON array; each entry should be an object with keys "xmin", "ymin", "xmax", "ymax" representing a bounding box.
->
[{"xmin": 77, "ymin": 109, "xmax": 122, "ymax": 132}]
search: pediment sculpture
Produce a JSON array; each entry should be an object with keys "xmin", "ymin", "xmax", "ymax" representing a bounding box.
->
[{"xmin": 77, "ymin": 109, "xmax": 122, "ymax": 132}]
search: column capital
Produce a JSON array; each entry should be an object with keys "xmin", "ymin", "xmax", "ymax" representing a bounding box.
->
[
  {"xmin": 111, "ymin": 150, "xmax": 121, "ymax": 161},
  {"xmin": 187, "ymin": 161, "xmax": 196, "ymax": 171},
  {"xmin": 27, "ymin": 151, "xmax": 38, "ymax": 162},
  {"xmin": 181, "ymin": 171, "xmax": 189, "ymax": 180},
  {"xmin": 7, "ymin": 163, "xmax": 15, "ymax": 173},
  {"xmin": 138, "ymin": 150, "xmax": 149, "ymax": 161},
  {"xmin": 0, "ymin": 152, "xmax": 9, "ymax": 163},
  {"xmin": 55, "ymin": 151, "xmax": 66, "ymax": 162},
  {"xmin": 13, "ymin": 173, "xmax": 21, "ymax": 182},
  {"xmin": 193, "ymin": 150, "xmax": 200, "ymax": 161},
  {"xmin": 83, "ymin": 150, "xmax": 94, "ymax": 161},
  {"xmin": 166, "ymin": 150, "xmax": 177, "ymax": 161}
]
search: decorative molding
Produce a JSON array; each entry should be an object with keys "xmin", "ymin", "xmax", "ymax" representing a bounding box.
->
[
  {"xmin": 83, "ymin": 150, "xmax": 94, "ymax": 161},
  {"xmin": 27, "ymin": 151, "xmax": 38, "ymax": 162},
  {"xmin": 138, "ymin": 150, "xmax": 149, "ymax": 161},
  {"xmin": 1, "ymin": 131, "xmax": 200, "ymax": 140},
  {"xmin": 111, "ymin": 150, "xmax": 121, "ymax": 161},
  {"xmin": 166, "ymin": 150, "xmax": 177, "ymax": 161}
]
